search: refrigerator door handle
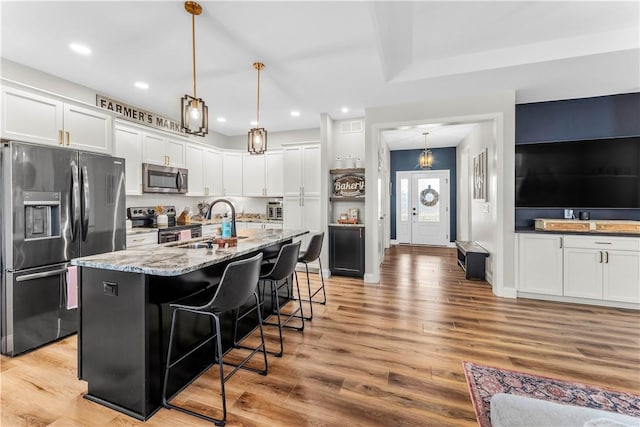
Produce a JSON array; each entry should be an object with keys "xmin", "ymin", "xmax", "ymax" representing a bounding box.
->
[
  {"xmin": 15, "ymin": 268, "xmax": 68, "ymax": 282},
  {"xmin": 81, "ymin": 166, "xmax": 90, "ymax": 241},
  {"xmin": 71, "ymin": 162, "xmax": 81, "ymax": 241}
]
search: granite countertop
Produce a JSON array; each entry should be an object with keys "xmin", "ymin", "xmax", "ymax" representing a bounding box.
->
[
  {"xmin": 329, "ymin": 223, "xmax": 365, "ymax": 228},
  {"xmin": 72, "ymin": 228, "xmax": 307, "ymax": 276},
  {"xmin": 126, "ymin": 228, "xmax": 159, "ymax": 236},
  {"xmin": 190, "ymin": 216, "xmax": 283, "ymax": 225}
]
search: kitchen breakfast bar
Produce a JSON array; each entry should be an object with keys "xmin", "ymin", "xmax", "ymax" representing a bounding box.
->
[{"xmin": 71, "ymin": 228, "xmax": 308, "ymax": 421}]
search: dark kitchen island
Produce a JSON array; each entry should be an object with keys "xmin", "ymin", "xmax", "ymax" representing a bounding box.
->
[{"xmin": 71, "ymin": 228, "xmax": 308, "ymax": 421}]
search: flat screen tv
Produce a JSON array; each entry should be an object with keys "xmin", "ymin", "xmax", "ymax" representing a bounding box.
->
[{"xmin": 515, "ymin": 136, "xmax": 640, "ymax": 208}]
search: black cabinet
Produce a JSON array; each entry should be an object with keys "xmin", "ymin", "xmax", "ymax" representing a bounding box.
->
[{"xmin": 329, "ymin": 225, "xmax": 365, "ymax": 277}]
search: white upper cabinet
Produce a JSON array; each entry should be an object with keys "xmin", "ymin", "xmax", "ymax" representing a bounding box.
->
[
  {"xmin": 283, "ymin": 144, "xmax": 320, "ymax": 197},
  {"xmin": 241, "ymin": 150, "xmax": 283, "ymax": 197},
  {"xmin": 222, "ymin": 151, "xmax": 243, "ymax": 196},
  {"xmin": 2, "ymin": 86, "xmax": 112, "ymax": 154},
  {"xmin": 185, "ymin": 144, "xmax": 206, "ymax": 196},
  {"xmin": 242, "ymin": 153, "xmax": 266, "ymax": 196},
  {"xmin": 142, "ymin": 133, "xmax": 185, "ymax": 167},
  {"xmin": 265, "ymin": 151, "xmax": 283, "ymax": 197},
  {"xmin": 114, "ymin": 123, "xmax": 143, "ymax": 195},
  {"xmin": 204, "ymin": 148, "xmax": 223, "ymax": 197}
]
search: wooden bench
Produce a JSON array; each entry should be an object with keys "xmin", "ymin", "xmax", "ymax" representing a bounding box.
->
[{"xmin": 455, "ymin": 241, "xmax": 489, "ymax": 281}]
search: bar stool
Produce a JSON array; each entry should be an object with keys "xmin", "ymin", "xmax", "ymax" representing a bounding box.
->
[
  {"xmin": 260, "ymin": 240, "xmax": 304, "ymax": 357},
  {"xmin": 161, "ymin": 253, "xmax": 266, "ymax": 426},
  {"xmin": 298, "ymin": 232, "xmax": 327, "ymax": 320}
]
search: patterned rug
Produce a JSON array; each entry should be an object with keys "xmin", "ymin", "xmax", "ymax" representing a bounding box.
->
[{"xmin": 463, "ymin": 361, "xmax": 640, "ymax": 427}]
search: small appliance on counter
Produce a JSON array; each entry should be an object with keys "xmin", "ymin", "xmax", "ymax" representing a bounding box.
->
[
  {"xmin": 267, "ymin": 201, "xmax": 283, "ymax": 220},
  {"xmin": 127, "ymin": 206, "xmax": 201, "ymax": 243}
]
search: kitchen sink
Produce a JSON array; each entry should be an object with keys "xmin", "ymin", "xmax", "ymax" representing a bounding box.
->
[{"xmin": 178, "ymin": 241, "xmax": 215, "ymax": 249}]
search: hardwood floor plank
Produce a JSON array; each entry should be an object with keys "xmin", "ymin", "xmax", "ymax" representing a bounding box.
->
[{"xmin": 2, "ymin": 245, "xmax": 639, "ymax": 426}]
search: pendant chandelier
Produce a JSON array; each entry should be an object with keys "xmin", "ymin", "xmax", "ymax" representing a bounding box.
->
[
  {"xmin": 248, "ymin": 62, "xmax": 267, "ymax": 155},
  {"xmin": 180, "ymin": 1, "xmax": 208, "ymax": 136},
  {"xmin": 419, "ymin": 132, "xmax": 434, "ymax": 169}
]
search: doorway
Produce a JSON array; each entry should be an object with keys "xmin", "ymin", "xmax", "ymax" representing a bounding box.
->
[{"xmin": 396, "ymin": 170, "xmax": 450, "ymax": 246}]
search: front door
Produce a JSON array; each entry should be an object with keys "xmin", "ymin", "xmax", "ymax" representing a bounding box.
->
[{"xmin": 396, "ymin": 170, "xmax": 450, "ymax": 246}]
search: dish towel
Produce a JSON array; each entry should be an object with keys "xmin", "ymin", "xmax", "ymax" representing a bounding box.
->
[
  {"xmin": 66, "ymin": 266, "xmax": 78, "ymax": 309},
  {"xmin": 179, "ymin": 229, "xmax": 192, "ymax": 240}
]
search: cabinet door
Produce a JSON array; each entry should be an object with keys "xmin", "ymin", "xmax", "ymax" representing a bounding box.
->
[
  {"xmin": 283, "ymin": 197, "xmax": 303, "ymax": 230},
  {"xmin": 283, "ymin": 147, "xmax": 303, "ymax": 196},
  {"xmin": 302, "ymin": 145, "xmax": 321, "ymax": 197},
  {"xmin": 517, "ymin": 234, "xmax": 563, "ymax": 295},
  {"xmin": 563, "ymin": 248, "xmax": 603, "ymax": 299},
  {"xmin": 114, "ymin": 124, "xmax": 143, "ymax": 195},
  {"xmin": 2, "ymin": 86, "xmax": 63, "ymax": 146},
  {"xmin": 242, "ymin": 153, "xmax": 266, "ymax": 196},
  {"xmin": 142, "ymin": 133, "xmax": 166, "ymax": 165},
  {"xmin": 63, "ymin": 104, "xmax": 112, "ymax": 154},
  {"xmin": 204, "ymin": 149, "xmax": 223, "ymax": 196},
  {"xmin": 265, "ymin": 151, "xmax": 283, "ymax": 197},
  {"xmin": 603, "ymin": 250, "xmax": 640, "ymax": 303},
  {"xmin": 165, "ymin": 139, "xmax": 185, "ymax": 167},
  {"xmin": 185, "ymin": 144, "xmax": 205, "ymax": 196},
  {"xmin": 329, "ymin": 226, "xmax": 365, "ymax": 277},
  {"xmin": 222, "ymin": 152, "xmax": 243, "ymax": 196},
  {"xmin": 246, "ymin": 222, "xmax": 263, "ymax": 229}
]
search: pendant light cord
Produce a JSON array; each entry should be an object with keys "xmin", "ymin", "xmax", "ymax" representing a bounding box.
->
[
  {"xmin": 256, "ymin": 66, "xmax": 261, "ymax": 126},
  {"xmin": 192, "ymin": 12, "xmax": 197, "ymax": 99}
]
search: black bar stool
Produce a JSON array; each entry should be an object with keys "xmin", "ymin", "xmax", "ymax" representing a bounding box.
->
[
  {"xmin": 298, "ymin": 232, "xmax": 327, "ymax": 320},
  {"xmin": 259, "ymin": 240, "xmax": 304, "ymax": 357},
  {"xmin": 161, "ymin": 253, "xmax": 267, "ymax": 426}
]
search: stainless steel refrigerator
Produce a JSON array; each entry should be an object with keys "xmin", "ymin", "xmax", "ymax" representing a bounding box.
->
[{"xmin": 1, "ymin": 140, "xmax": 126, "ymax": 356}]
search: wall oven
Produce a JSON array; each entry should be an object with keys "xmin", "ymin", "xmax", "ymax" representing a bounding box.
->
[{"xmin": 142, "ymin": 163, "xmax": 188, "ymax": 194}]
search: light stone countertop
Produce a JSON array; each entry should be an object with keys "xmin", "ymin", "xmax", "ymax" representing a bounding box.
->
[
  {"xmin": 126, "ymin": 228, "xmax": 159, "ymax": 236},
  {"xmin": 328, "ymin": 223, "xmax": 365, "ymax": 228},
  {"xmin": 72, "ymin": 228, "xmax": 307, "ymax": 276}
]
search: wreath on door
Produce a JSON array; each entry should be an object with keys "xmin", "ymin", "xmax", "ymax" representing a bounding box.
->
[{"xmin": 420, "ymin": 186, "xmax": 439, "ymax": 207}]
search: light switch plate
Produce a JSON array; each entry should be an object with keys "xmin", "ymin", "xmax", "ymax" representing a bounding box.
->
[{"xmin": 564, "ymin": 209, "xmax": 574, "ymax": 219}]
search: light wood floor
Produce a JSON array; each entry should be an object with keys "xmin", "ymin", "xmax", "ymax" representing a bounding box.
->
[{"xmin": 2, "ymin": 245, "xmax": 639, "ymax": 426}]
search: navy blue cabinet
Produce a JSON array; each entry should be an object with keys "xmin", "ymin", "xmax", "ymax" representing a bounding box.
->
[{"xmin": 329, "ymin": 225, "xmax": 365, "ymax": 277}]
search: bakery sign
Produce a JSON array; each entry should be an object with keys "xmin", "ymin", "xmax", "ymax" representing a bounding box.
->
[
  {"xmin": 96, "ymin": 95, "xmax": 187, "ymax": 136},
  {"xmin": 333, "ymin": 174, "xmax": 365, "ymax": 197}
]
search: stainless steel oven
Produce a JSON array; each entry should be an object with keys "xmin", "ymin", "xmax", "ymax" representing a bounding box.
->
[{"xmin": 142, "ymin": 163, "xmax": 188, "ymax": 194}]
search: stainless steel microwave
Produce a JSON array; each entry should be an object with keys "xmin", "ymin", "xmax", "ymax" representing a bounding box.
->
[{"xmin": 142, "ymin": 163, "xmax": 188, "ymax": 194}]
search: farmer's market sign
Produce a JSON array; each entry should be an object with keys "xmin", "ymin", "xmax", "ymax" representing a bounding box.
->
[
  {"xmin": 96, "ymin": 95, "xmax": 187, "ymax": 136},
  {"xmin": 333, "ymin": 174, "xmax": 365, "ymax": 197}
]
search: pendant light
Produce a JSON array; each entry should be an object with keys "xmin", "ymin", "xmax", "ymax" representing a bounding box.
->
[
  {"xmin": 419, "ymin": 132, "xmax": 434, "ymax": 169},
  {"xmin": 248, "ymin": 62, "xmax": 267, "ymax": 155},
  {"xmin": 180, "ymin": 1, "xmax": 208, "ymax": 136}
]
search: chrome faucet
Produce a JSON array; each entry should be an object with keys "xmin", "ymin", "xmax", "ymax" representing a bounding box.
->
[{"xmin": 204, "ymin": 198, "xmax": 237, "ymax": 237}]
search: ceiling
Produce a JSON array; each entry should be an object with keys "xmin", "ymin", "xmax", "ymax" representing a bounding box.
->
[{"xmin": 1, "ymin": 1, "xmax": 638, "ymax": 148}]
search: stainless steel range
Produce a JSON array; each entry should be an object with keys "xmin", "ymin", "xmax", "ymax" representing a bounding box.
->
[{"xmin": 127, "ymin": 206, "xmax": 201, "ymax": 243}]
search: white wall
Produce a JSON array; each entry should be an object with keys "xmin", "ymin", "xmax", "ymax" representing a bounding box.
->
[
  {"xmin": 330, "ymin": 119, "xmax": 365, "ymax": 167},
  {"xmin": 456, "ymin": 121, "xmax": 497, "ymax": 282},
  {"xmin": 364, "ymin": 91, "xmax": 516, "ymax": 298},
  {"xmin": 224, "ymin": 128, "xmax": 320, "ymax": 150}
]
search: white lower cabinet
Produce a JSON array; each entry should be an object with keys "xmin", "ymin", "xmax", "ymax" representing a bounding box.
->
[
  {"xmin": 518, "ymin": 234, "xmax": 563, "ymax": 296},
  {"xmin": 518, "ymin": 233, "xmax": 640, "ymax": 306},
  {"xmin": 126, "ymin": 231, "xmax": 158, "ymax": 248},
  {"xmin": 202, "ymin": 224, "xmax": 219, "ymax": 236}
]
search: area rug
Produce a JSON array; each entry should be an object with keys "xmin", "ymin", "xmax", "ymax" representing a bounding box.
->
[{"xmin": 463, "ymin": 361, "xmax": 640, "ymax": 427}]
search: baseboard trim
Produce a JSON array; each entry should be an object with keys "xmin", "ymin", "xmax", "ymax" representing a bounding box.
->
[
  {"xmin": 364, "ymin": 273, "xmax": 379, "ymax": 284},
  {"xmin": 390, "ymin": 239, "xmax": 399, "ymax": 245},
  {"xmin": 495, "ymin": 287, "xmax": 517, "ymax": 299}
]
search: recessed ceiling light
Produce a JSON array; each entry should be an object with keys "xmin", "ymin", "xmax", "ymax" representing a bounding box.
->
[
  {"xmin": 134, "ymin": 81, "xmax": 149, "ymax": 90},
  {"xmin": 250, "ymin": 120, "xmax": 258, "ymax": 126},
  {"xmin": 397, "ymin": 126, "xmax": 411, "ymax": 130},
  {"xmin": 341, "ymin": 107, "xmax": 349, "ymax": 113},
  {"xmin": 216, "ymin": 117, "xmax": 227, "ymax": 123},
  {"xmin": 69, "ymin": 43, "xmax": 92, "ymax": 56},
  {"xmin": 418, "ymin": 123, "xmax": 443, "ymax": 129},
  {"xmin": 290, "ymin": 110, "xmax": 301, "ymax": 117}
]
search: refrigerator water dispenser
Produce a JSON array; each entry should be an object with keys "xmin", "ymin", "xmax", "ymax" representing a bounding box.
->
[{"xmin": 24, "ymin": 191, "xmax": 60, "ymax": 240}]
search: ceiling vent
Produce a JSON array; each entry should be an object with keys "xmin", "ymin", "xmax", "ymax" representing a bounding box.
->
[{"xmin": 339, "ymin": 120, "xmax": 363, "ymax": 133}]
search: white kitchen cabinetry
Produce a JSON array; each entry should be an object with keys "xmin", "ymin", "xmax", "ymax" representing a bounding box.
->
[
  {"xmin": 142, "ymin": 133, "xmax": 185, "ymax": 167},
  {"xmin": 114, "ymin": 123, "xmax": 143, "ymax": 195},
  {"xmin": 185, "ymin": 144, "xmax": 205, "ymax": 196},
  {"xmin": 126, "ymin": 231, "xmax": 158, "ymax": 248},
  {"xmin": 517, "ymin": 233, "xmax": 640, "ymax": 307},
  {"xmin": 242, "ymin": 151, "xmax": 284, "ymax": 197},
  {"xmin": 222, "ymin": 151, "xmax": 243, "ymax": 196},
  {"xmin": 284, "ymin": 196, "xmax": 321, "ymax": 248},
  {"xmin": 517, "ymin": 234, "xmax": 563, "ymax": 296},
  {"xmin": 2, "ymin": 86, "xmax": 112, "ymax": 154},
  {"xmin": 202, "ymin": 224, "xmax": 219, "ymax": 236},
  {"xmin": 563, "ymin": 236, "xmax": 640, "ymax": 303},
  {"xmin": 204, "ymin": 148, "xmax": 223, "ymax": 196},
  {"xmin": 283, "ymin": 144, "xmax": 321, "ymax": 197}
]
